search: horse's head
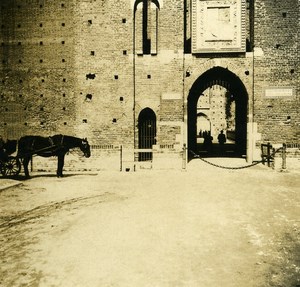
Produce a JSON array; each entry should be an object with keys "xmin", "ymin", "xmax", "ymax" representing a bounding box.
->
[{"xmin": 80, "ymin": 138, "xmax": 91, "ymax": 158}]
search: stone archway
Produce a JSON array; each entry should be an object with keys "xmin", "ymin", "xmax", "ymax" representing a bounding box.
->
[{"xmin": 188, "ymin": 67, "xmax": 248, "ymax": 158}]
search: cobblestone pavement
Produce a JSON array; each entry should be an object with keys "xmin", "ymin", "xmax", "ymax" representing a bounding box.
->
[{"xmin": 0, "ymin": 162, "xmax": 299, "ymax": 287}]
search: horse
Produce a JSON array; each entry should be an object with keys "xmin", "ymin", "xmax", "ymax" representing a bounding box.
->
[{"xmin": 17, "ymin": 134, "xmax": 91, "ymax": 178}]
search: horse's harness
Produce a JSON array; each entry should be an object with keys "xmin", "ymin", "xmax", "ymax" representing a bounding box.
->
[
  {"xmin": 48, "ymin": 135, "xmax": 64, "ymax": 149},
  {"xmin": 29, "ymin": 135, "xmax": 65, "ymax": 155}
]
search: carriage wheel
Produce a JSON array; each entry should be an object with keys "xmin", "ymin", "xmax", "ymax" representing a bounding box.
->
[{"xmin": 1, "ymin": 156, "xmax": 21, "ymax": 177}]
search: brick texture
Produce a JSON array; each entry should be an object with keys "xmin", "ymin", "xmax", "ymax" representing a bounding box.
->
[{"xmin": 0, "ymin": 0, "xmax": 299, "ymax": 170}]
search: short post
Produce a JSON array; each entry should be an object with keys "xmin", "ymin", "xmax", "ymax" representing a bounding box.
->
[
  {"xmin": 120, "ymin": 145, "xmax": 122, "ymax": 172},
  {"xmin": 282, "ymin": 143, "xmax": 286, "ymax": 170},
  {"xmin": 182, "ymin": 144, "xmax": 187, "ymax": 170},
  {"xmin": 261, "ymin": 144, "xmax": 265, "ymax": 165},
  {"xmin": 267, "ymin": 142, "xmax": 271, "ymax": 167}
]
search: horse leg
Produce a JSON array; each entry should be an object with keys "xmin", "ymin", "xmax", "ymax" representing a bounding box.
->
[
  {"xmin": 57, "ymin": 154, "xmax": 65, "ymax": 177},
  {"xmin": 22, "ymin": 157, "xmax": 30, "ymax": 178}
]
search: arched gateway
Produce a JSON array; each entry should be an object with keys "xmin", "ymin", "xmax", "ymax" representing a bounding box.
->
[{"xmin": 188, "ymin": 67, "xmax": 248, "ymax": 159}]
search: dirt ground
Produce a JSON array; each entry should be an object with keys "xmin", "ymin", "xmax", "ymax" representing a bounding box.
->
[{"xmin": 0, "ymin": 159, "xmax": 299, "ymax": 287}]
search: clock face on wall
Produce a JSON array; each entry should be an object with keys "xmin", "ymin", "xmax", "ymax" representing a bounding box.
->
[{"xmin": 191, "ymin": 0, "xmax": 246, "ymax": 53}]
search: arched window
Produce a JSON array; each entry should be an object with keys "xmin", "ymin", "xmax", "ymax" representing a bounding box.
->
[{"xmin": 134, "ymin": 0, "xmax": 159, "ymax": 55}]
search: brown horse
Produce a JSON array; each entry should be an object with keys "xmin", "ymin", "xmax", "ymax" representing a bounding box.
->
[{"xmin": 17, "ymin": 134, "xmax": 91, "ymax": 178}]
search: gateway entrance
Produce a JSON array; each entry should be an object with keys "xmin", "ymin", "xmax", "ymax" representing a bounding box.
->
[{"xmin": 188, "ymin": 67, "xmax": 248, "ymax": 158}]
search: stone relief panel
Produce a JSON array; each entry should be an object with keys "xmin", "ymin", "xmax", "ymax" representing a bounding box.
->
[{"xmin": 192, "ymin": 0, "xmax": 246, "ymax": 53}]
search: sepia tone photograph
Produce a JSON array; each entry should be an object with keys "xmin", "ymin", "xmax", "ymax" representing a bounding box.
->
[{"xmin": 0, "ymin": 0, "xmax": 299, "ymax": 286}]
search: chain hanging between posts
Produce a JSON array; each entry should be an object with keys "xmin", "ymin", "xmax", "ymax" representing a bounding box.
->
[{"xmin": 189, "ymin": 150, "xmax": 263, "ymax": 170}]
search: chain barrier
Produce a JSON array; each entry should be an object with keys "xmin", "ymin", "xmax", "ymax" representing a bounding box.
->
[
  {"xmin": 189, "ymin": 150, "xmax": 263, "ymax": 170},
  {"xmin": 271, "ymin": 147, "xmax": 283, "ymax": 156},
  {"xmin": 190, "ymin": 145, "xmax": 285, "ymax": 170}
]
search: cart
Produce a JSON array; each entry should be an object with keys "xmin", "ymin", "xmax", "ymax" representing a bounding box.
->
[
  {"xmin": 1, "ymin": 134, "xmax": 90, "ymax": 178},
  {"xmin": 0, "ymin": 156, "xmax": 21, "ymax": 177}
]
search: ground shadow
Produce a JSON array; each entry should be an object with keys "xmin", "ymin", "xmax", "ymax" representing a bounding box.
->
[
  {"xmin": 189, "ymin": 142, "xmax": 246, "ymax": 161},
  {"xmin": 3, "ymin": 172, "xmax": 97, "ymax": 181}
]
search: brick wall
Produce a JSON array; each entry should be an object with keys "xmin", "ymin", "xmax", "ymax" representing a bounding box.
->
[
  {"xmin": 253, "ymin": 0, "xmax": 299, "ymax": 143},
  {"xmin": 73, "ymin": 0, "xmax": 135, "ymax": 148},
  {"xmin": 0, "ymin": 0, "xmax": 78, "ymax": 140},
  {"xmin": 0, "ymin": 0, "xmax": 299, "ymax": 170}
]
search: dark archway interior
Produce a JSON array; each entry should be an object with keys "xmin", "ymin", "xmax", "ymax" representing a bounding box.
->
[
  {"xmin": 188, "ymin": 67, "xmax": 248, "ymax": 159},
  {"xmin": 138, "ymin": 108, "xmax": 157, "ymax": 161}
]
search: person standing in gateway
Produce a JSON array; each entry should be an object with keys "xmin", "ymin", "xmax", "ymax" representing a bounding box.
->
[{"xmin": 217, "ymin": 130, "xmax": 226, "ymax": 154}]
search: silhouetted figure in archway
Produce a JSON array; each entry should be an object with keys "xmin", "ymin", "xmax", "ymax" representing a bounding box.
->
[
  {"xmin": 218, "ymin": 130, "xmax": 226, "ymax": 154},
  {"xmin": 203, "ymin": 132, "xmax": 213, "ymax": 154}
]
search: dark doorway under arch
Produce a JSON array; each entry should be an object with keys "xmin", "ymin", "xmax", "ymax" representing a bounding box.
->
[
  {"xmin": 188, "ymin": 67, "xmax": 248, "ymax": 158},
  {"xmin": 138, "ymin": 108, "xmax": 157, "ymax": 161}
]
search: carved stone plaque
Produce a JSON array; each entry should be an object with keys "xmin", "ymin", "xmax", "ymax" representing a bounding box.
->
[
  {"xmin": 191, "ymin": 0, "xmax": 246, "ymax": 53},
  {"xmin": 265, "ymin": 87, "xmax": 295, "ymax": 98}
]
